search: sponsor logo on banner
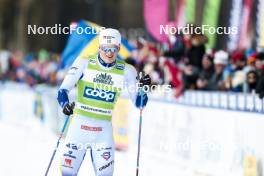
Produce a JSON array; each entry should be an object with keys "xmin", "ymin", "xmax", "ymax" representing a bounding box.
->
[
  {"xmin": 101, "ymin": 152, "xmax": 111, "ymax": 161},
  {"xmin": 81, "ymin": 125, "xmax": 102, "ymax": 131},
  {"xmin": 83, "ymin": 87, "xmax": 116, "ymax": 102},
  {"xmin": 93, "ymin": 73, "xmax": 114, "ymax": 85},
  {"xmin": 99, "ymin": 160, "xmax": 114, "ymax": 171}
]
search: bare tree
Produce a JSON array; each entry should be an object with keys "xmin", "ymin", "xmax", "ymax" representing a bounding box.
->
[
  {"xmin": 0, "ymin": 0, "xmax": 8, "ymax": 49},
  {"xmin": 15, "ymin": 0, "xmax": 33, "ymax": 52}
]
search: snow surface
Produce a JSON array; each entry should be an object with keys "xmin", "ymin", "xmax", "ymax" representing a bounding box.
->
[
  {"xmin": 0, "ymin": 118, "xmax": 137, "ymax": 176},
  {"xmin": 0, "ymin": 108, "xmax": 192, "ymax": 176}
]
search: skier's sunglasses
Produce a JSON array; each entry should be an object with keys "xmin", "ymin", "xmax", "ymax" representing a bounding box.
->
[{"xmin": 101, "ymin": 46, "xmax": 119, "ymax": 53}]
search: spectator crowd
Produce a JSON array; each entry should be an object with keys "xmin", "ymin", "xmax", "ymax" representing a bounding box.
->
[
  {"xmin": 1, "ymin": 28, "xmax": 264, "ymax": 98},
  {"xmin": 127, "ymin": 30, "xmax": 264, "ymax": 98},
  {"xmin": 0, "ymin": 49, "xmax": 64, "ymax": 86}
]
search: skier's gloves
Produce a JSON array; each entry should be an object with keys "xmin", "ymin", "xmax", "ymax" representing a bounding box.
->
[
  {"xmin": 135, "ymin": 92, "xmax": 148, "ymax": 108},
  {"xmin": 63, "ymin": 102, "xmax": 75, "ymax": 116},
  {"xmin": 139, "ymin": 74, "xmax": 151, "ymax": 87}
]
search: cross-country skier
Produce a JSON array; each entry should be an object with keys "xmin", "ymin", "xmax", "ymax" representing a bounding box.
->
[{"xmin": 57, "ymin": 28, "xmax": 151, "ymax": 176}]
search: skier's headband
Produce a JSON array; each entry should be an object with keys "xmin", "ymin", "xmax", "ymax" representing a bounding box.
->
[{"xmin": 99, "ymin": 28, "xmax": 121, "ymax": 46}]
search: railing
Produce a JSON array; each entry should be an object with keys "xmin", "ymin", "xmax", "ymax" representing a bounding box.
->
[
  {"xmin": 150, "ymin": 89, "xmax": 264, "ymax": 114},
  {"xmin": 1, "ymin": 82, "xmax": 263, "ymax": 128}
]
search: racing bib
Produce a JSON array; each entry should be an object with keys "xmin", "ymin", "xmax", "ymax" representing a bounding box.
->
[{"xmin": 74, "ymin": 54, "xmax": 126, "ymax": 120}]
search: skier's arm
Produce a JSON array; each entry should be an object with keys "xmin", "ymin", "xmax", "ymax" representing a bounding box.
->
[
  {"xmin": 124, "ymin": 64, "xmax": 150, "ymax": 108},
  {"xmin": 57, "ymin": 57, "xmax": 87, "ymax": 109}
]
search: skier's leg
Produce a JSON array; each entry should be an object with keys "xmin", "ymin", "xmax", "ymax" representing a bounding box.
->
[
  {"xmin": 91, "ymin": 145, "xmax": 115, "ymax": 176},
  {"xmin": 60, "ymin": 116, "xmax": 88, "ymax": 176},
  {"xmin": 60, "ymin": 141, "xmax": 86, "ymax": 176},
  {"xmin": 90, "ymin": 121, "xmax": 115, "ymax": 176}
]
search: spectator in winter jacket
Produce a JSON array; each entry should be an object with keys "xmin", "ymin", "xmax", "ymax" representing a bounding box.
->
[
  {"xmin": 208, "ymin": 50, "xmax": 228, "ymax": 91},
  {"xmin": 246, "ymin": 70, "xmax": 259, "ymax": 93},
  {"xmin": 196, "ymin": 54, "xmax": 214, "ymax": 90}
]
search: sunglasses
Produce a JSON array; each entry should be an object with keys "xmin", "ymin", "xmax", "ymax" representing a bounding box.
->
[{"xmin": 101, "ymin": 46, "xmax": 118, "ymax": 53}]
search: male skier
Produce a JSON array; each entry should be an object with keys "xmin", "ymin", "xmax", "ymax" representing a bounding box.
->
[{"xmin": 57, "ymin": 28, "xmax": 151, "ymax": 176}]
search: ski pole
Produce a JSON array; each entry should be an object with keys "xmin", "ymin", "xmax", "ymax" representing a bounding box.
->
[
  {"xmin": 45, "ymin": 115, "xmax": 70, "ymax": 176},
  {"xmin": 136, "ymin": 107, "xmax": 143, "ymax": 176},
  {"xmin": 136, "ymin": 72, "xmax": 145, "ymax": 176}
]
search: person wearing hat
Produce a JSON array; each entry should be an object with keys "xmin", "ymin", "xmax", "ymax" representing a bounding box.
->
[
  {"xmin": 208, "ymin": 50, "xmax": 229, "ymax": 90},
  {"xmin": 57, "ymin": 28, "xmax": 151, "ymax": 176}
]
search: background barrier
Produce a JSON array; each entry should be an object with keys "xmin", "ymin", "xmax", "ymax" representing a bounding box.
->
[
  {"xmin": 0, "ymin": 82, "xmax": 263, "ymax": 176},
  {"xmin": 128, "ymin": 100, "xmax": 263, "ymax": 176}
]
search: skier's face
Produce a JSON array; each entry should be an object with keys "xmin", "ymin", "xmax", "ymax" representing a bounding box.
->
[{"xmin": 99, "ymin": 44, "xmax": 120, "ymax": 63}]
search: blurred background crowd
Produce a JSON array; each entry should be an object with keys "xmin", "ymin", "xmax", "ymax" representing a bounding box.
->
[
  {"xmin": 1, "ymin": 32, "xmax": 264, "ymax": 98},
  {"xmin": 0, "ymin": 0, "xmax": 264, "ymax": 97}
]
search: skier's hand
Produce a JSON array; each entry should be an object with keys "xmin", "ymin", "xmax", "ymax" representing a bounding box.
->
[
  {"xmin": 62, "ymin": 102, "xmax": 75, "ymax": 116},
  {"xmin": 139, "ymin": 74, "xmax": 151, "ymax": 87}
]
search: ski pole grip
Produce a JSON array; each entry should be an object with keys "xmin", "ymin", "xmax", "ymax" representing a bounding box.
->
[
  {"xmin": 138, "ymin": 71, "xmax": 145, "ymax": 80},
  {"xmin": 138, "ymin": 71, "xmax": 146, "ymax": 96}
]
